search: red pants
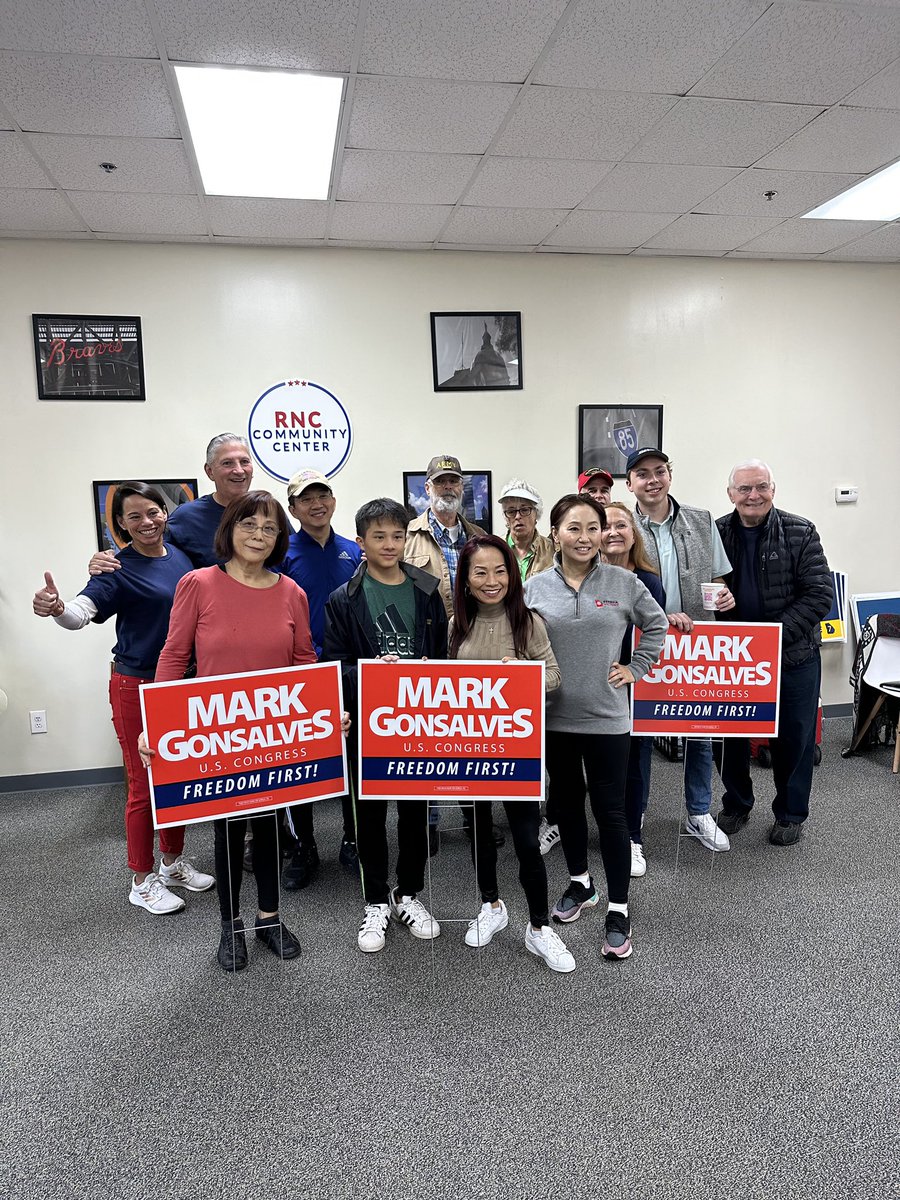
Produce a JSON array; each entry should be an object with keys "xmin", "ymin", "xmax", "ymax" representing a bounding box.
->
[{"xmin": 109, "ymin": 672, "xmax": 184, "ymax": 874}]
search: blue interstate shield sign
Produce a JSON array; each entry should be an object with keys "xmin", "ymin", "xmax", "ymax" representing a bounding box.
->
[{"xmin": 613, "ymin": 420, "xmax": 638, "ymax": 457}]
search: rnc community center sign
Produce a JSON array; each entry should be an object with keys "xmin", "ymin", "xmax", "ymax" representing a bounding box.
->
[
  {"xmin": 140, "ymin": 662, "xmax": 348, "ymax": 827},
  {"xmin": 358, "ymin": 660, "xmax": 545, "ymax": 801},
  {"xmin": 632, "ymin": 622, "xmax": 782, "ymax": 737}
]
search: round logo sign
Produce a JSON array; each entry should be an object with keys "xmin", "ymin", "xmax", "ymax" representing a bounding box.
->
[{"xmin": 247, "ymin": 379, "xmax": 352, "ymax": 483}]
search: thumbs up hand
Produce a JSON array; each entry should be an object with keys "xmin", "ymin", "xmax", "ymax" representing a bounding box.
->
[{"xmin": 33, "ymin": 571, "xmax": 64, "ymax": 618}]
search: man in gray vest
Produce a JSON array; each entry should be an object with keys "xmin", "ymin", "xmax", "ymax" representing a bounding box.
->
[{"xmin": 625, "ymin": 448, "xmax": 736, "ymax": 852}]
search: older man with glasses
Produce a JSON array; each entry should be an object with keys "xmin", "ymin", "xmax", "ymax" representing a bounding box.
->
[
  {"xmin": 714, "ymin": 459, "xmax": 832, "ymax": 847},
  {"xmin": 498, "ymin": 479, "xmax": 554, "ymax": 582}
]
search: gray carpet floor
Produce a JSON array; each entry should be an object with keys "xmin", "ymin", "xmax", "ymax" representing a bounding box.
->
[{"xmin": 1, "ymin": 716, "xmax": 898, "ymax": 1200}]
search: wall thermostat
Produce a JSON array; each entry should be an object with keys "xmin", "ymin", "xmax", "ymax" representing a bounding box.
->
[{"xmin": 835, "ymin": 486, "xmax": 858, "ymax": 504}]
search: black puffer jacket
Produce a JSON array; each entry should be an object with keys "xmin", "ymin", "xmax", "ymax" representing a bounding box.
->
[{"xmin": 716, "ymin": 507, "xmax": 833, "ymax": 666}]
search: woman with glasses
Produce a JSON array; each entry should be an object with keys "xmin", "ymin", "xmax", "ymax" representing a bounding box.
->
[
  {"xmin": 144, "ymin": 491, "xmax": 321, "ymax": 972},
  {"xmin": 498, "ymin": 479, "xmax": 554, "ymax": 583},
  {"xmin": 32, "ymin": 481, "xmax": 213, "ymax": 916}
]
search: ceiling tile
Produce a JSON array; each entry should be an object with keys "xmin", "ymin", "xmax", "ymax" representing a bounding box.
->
[
  {"xmin": 330, "ymin": 201, "xmax": 452, "ymax": 241},
  {"xmin": 723, "ymin": 251, "xmax": 821, "ymax": 260},
  {"xmin": 347, "ymin": 78, "xmax": 519, "ymax": 153},
  {"xmin": 841, "ymin": 58, "xmax": 900, "ymax": 109},
  {"xmin": 696, "ymin": 167, "xmax": 864, "ymax": 217},
  {"xmin": 0, "ymin": 188, "xmax": 85, "ymax": 231},
  {"xmin": 29, "ymin": 135, "xmax": 195, "ymax": 193},
  {"xmin": 641, "ymin": 212, "xmax": 784, "ymax": 251},
  {"xmin": 818, "ymin": 222, "xmax": 900, "ymax": 259},
  {"xmin": 494, "ymin": 88, "xmax": 678, "ymax": 160},
  {"xmin": 154, "ymin": 0, "xmax": 360, "ymax": 70},
  {"xmin": 756, "ymin": 105, "xmax": 900, "ymax": 172},
  {"xmin": 336, "ymin": 150, "xmax": 479, "ymax": 204},
  {"xmin": 545, "ymin": 209, "xmax": 678, "ymax": 248},
  {"xmin": 0, "ymin": 0, "xmax": 158, "ymax": 56},
  {"xmin": 69, "ymin": 192, "xmax": 207, "ymax": 235},
  {"xmin": 464, "ymin": 157, "xmax": 614, "ymax": 208},
  {"xmin": 0, "ymin": 53, "xmax": 180, "ymax": 136},
  {"xmin": 632, "ymin": 247, "xmax": 725, "ymax": 257},
  {"xmin": 734, "ymin": 217, "xmax": 887, "ymax": 254},
  {"xmin": 441, "ymin": 205, "xmax": 567, "ymax": 245},
  {"xmin": 536, "ymin": 245, "xmax": 632, "ymax": 255},
  {"xmin": 579, "ymin": 162, "xmax": 741, "ymax": 213},
  {"xmin": 627, "ymin": 98, "xmax": 823, "ymax": 167},
  {"xmin": 206, "ymin": 197, "xmax": 328, "ymax": 238},
  {"xmin": 359, "ymin": 0, "xmax": 569, "ymax": 82},
  {"xmin": 0, "ymin": 132, "xmax": 52, "ymax": 187},
  {"xmin": 691, "ymin": 3, "xmax": 900, "ymax": 104},
  {"xmin": 536, "ymin": 0, "xmax": 769, "ymax": 94}
]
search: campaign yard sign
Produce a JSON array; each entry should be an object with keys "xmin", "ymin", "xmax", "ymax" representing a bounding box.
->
[
  {"xmin": 141, "ymin": 662, "xmax": 347, "ymax": 828},
  {"xmin": 632, "ymin": 623, "xmax": 782, "ymax": 737},
  {"xmin": 358, "ymin": 659, "xmax": 545, "ymax": 800}
]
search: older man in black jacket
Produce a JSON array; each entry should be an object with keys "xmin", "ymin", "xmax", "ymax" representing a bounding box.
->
[{"xmin": 714, "ymin": 460, "xmax": 833, "ymax": 846}]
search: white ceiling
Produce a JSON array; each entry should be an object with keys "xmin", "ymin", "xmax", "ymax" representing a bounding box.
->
[{"xmin": 2, "ymin": 0, "xmax": 900, "ymax": 260}]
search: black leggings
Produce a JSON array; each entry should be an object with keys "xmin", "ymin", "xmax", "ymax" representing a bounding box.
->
[
  {"xmin": 545, "ymin": 731, "xmax": 631, "ymax": 905},
  {"xmin": 470, "ymin": 801, "xmax": 548, "ymax": 927},
  {"xmin": 214, "ymin": 811, "xmax": 280, "ymax": 921}
]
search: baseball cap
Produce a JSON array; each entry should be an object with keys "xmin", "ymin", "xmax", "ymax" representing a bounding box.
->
[
  {"xmin": 624, "ymin": 447, "xmax": 670, "ymax": 474},
  {"xmin": 499, "ymin": 480, "xmax": 542, "ymax": 508},
  {"xmin": 577, "ymin": 467, "xmax": 614, "ymax": 492},
  {"xmin": 287, "ymin": 469, "xmax": 332, "ymax": 500},
  {"xmin": 426, "ymin": 455, "xmax": 463, "ymax": 481}
]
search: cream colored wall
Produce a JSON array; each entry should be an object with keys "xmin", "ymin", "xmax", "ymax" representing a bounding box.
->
[{"xmin": 2, "ymin": 239, "xmax": 897, "ymax": 781}]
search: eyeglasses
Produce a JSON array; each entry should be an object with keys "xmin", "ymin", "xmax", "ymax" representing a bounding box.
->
[
  {"xmin": 733, "ymin": 482, "xmax": 772, "ymax": 497},
  {"xmin": 503, "ymin": 506, "xmax": 536, "ymax": 517},
  {"xmin": 292, "ymin": 490, "xmax": 332, "ymax": 505},
  {"xmin": 237, "ymin": 519, "xmax": 279, "ymax": 538}
]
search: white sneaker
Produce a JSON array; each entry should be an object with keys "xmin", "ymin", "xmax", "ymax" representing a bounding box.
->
[
  {"xmin": 685, "ymin": 812, "xmax": 731, "ymax": 852},
  {"xmin": 525, "ymin": 924, "xmax": 576, "ymax": 973},
  {"xmin": 464, "ymin": 900, "xmax": 509, "ymax": 947},
  {"xmin": 128, "ymin": 872, "xmax": 185, "ymax": 915},
  {"xmin": 630, "ymin": 840, "xmax": 647, "ymax": 878},
  {"xmin": 539, "ymin": 820, "xmax": 560, "ymax": 856},
  {"xmin": 159, "ymin": 855, "xmax": 215, "ymax": 892},
  {"xmin": 357, "ymin": 903, "xmax": 390, "ymax": 953},
  {"xmin": 389, "ymin": 888, "xmax": 441, "ymax": 940}
]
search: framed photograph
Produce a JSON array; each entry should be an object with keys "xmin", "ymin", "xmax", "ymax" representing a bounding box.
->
[
  {"xmin": 33, "ymin": 314, "xmax": 145, "ymax": 400},
  {"xmin": 403, "ymin": 471, "xmax": 493, "ymax": 535},
  {"xmin": 92, "ymin": 479, "xmax": 198, "ymax": 552},
  {"xmin": 430, "ymin": 312, "xmax": 522, "ymax": 391},
  {"xmin": 578, "ymin": 405, "xmax": 664, "ymax": 478}
]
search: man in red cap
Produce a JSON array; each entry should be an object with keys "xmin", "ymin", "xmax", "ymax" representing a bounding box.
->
[{"xmin": 578, "ymin": 467, "xmax": 614, "ymax": 505}]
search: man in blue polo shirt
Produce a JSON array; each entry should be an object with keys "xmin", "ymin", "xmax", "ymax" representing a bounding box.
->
[{"xmin": 280, "ymin": 469, "xmax": 362, "ymax": 889}]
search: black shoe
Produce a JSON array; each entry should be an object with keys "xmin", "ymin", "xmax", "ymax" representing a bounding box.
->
[
  {"xmin": 282, "ymin": 842, "xmax": 320, "ymax": 891},
  {"xmin": 242, "ymin": 836, "xmax": 253, "ymax": 873},
  {"xmin": 255, "ymin": 916, "xmax": 302, "ymax": 959},
  {"xmin": 769, "ymin": 820, "xmax": 802, "ymax": 846},
  {"xmin": 718, "ymin": 809, "xmax": 750, "ymax": 836},
  {"xmin": 339, "ymin": 836, "xmax": 360, "ymax": 873},
  {"xmin": 217, "ymin": 918, "xmax": 248, "ymax": 972}
]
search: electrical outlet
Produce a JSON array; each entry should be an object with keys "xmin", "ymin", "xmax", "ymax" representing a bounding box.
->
[{"xmin": 29, "ymin": 710, "xmax": 47, "ymax": 735}]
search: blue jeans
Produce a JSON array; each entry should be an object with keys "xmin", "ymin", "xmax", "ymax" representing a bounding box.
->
[
  {"xmin": 683, "ymin": 737, "xmax": 713, "ymax": 816},
  {"xmin": 714, "ymin": 653, "xmax": 821, "ymax": 825}
]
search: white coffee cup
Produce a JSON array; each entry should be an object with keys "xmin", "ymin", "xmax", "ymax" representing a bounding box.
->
[{"xmin": 701, "ymin": 582, "xmax": 721, "ymax": 611}]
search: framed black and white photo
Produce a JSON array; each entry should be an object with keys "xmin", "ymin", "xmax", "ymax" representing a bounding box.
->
[
  {"xmin": 33, "ymin": 314, "xmax": 145, "ymax": 400},
  {"xmin": 578, "ymin": 405, "xmax": 664, "ymax": 478},
  {"xmin": 430, "ymin": 312, "xmax": 522, "ymax": 391},
  {"xmin": 92, "ymin": 479, "xmax": 198, "ymax": 552},
  {"xmin": 403, "ymin": 471, "xmax": 493, "ymax": 534}
]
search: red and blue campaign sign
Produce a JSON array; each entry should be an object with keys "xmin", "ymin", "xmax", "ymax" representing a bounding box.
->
[
  {"xmin": 631, "ymin": 622, "xmax": 782, "ymax": 737},
  {"xmin": 358, "ymin": 660, "xmax": 545, "ymax": 800},
  {"xmin": 140, "ymin": 662, "xmax": 347, "ymax": 828}
]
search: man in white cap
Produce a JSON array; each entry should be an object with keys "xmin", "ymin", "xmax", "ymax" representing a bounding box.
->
[{"xmin": 280, "ymin": 468, "xmax": 362, "ymax": 889}]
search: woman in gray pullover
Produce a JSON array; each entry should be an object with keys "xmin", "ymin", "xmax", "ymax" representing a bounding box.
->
[{"xmin": 524, "ymin": 494, "xmax": 667, "ymax": 959}]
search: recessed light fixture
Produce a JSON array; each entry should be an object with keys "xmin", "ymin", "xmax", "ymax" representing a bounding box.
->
[
  {"xmin": 99, "ymin": 162, "xmax": 117, "ymax": 173},
  {"xmin": 802, "ymin": 158, "xmax": 900, "ymax": 221},
  {"xmin": 174, "ymin": 64, "xmax": 344, "ymax": 201}
]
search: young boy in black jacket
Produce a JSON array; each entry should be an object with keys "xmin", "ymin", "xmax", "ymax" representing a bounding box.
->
[{"xmin": 323, "ymin": 498, "xmax": 448, "ymax": 952}]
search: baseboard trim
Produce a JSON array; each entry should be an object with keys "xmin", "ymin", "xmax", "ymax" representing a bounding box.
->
[
  {"xmin": 0, "ymin": 766, "xmax": 124, "ymax": 794},
  {"xmin": 822, "ymin": 703, "xmax": 853, "ymax": 719}
]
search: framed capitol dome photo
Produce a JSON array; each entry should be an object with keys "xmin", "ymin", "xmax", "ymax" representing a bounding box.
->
[{"xmin": 430, "ymin": 311, "xmax": 522, "ymax": 391}]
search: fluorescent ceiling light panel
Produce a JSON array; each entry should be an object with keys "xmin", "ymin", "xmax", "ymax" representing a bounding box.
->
[
  {"xmin": 803, "ymin": 159, "xmax": 900, "ymax": 221},
  {"xmin": 174, "ymin": 65, "xmax": 343, "ymax": 200}
]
